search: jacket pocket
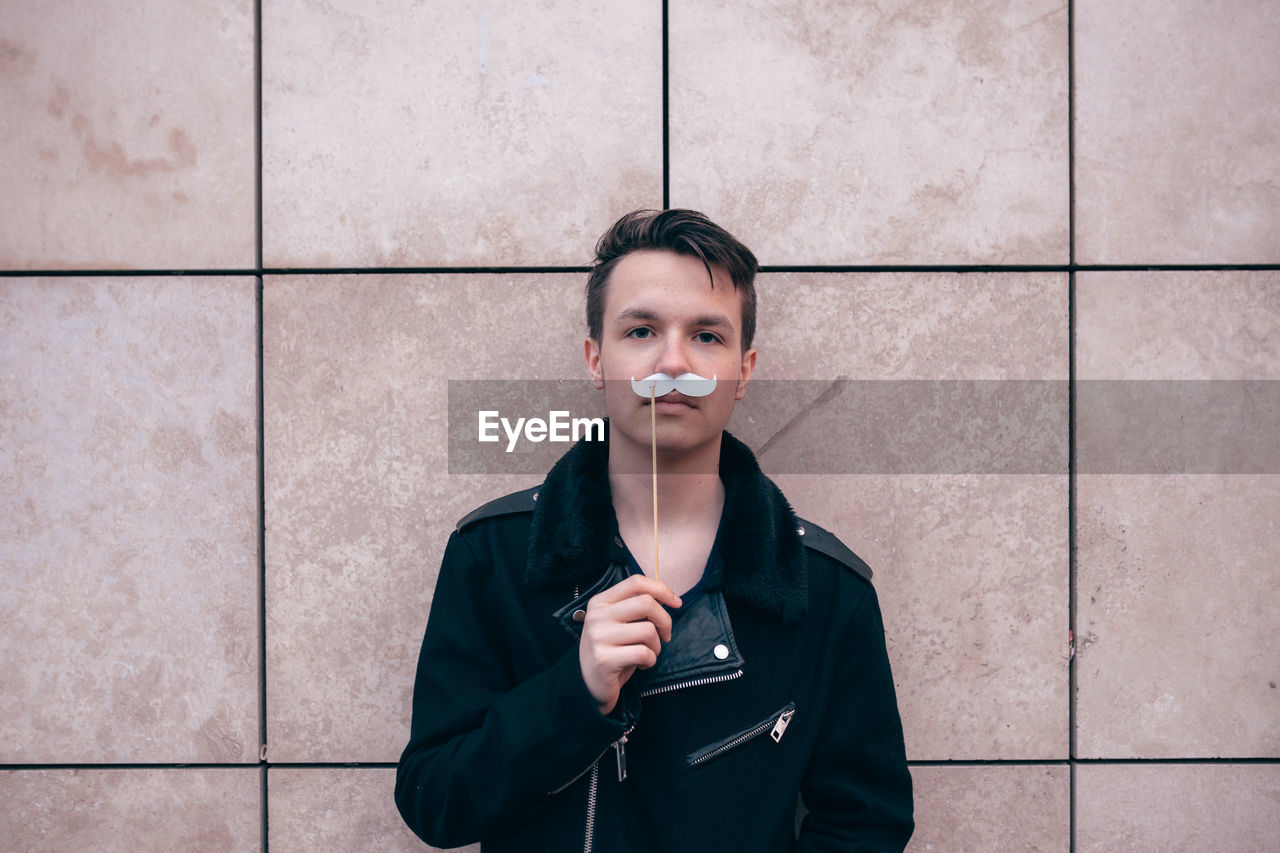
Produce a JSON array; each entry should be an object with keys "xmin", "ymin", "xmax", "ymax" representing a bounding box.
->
[{"xmin": 685, "ymin": 702, "xmax": 796, "ymax": 768}]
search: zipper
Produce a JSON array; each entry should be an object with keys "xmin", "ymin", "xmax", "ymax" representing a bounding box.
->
[
  {"xmin": 583, "ymin": 760, "xmax": 599, "ymax": 853},
  {"xmin": 548, "ymin": 723, "xmax": 635, "ymax": 796},
  {"xmin": 686, "ymin": 702, "xmax": 797, "ymax": 767},
  {"xmin": 640, "ymin": 668, "xmax": 743, "ymax": 698},
  {"xmin": 613, "ymin": 731, "xmax": 628, "ymax": 781}
]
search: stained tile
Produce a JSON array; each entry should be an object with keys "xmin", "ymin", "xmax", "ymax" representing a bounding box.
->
[
  {"xmin": 755, "ymin": 272, "xmax": 1069, "ymax": 759},
  {"xmin": 669, "ymin": 0, "xmax": 1069, "ymax": 264},
  {"xmin": 0, "ymin": 768, "xmax": 260, "ymax": 852},
  {"xmin": 262, "ymin": 1, "xmax": 661, "ymax": 267},
  {"xmin": 0, "ymin": 1, "xmax": 255, "ymax": 269},
  {"xmin": 264, "ymin": 273, "xmax": 589, "ymax": 762},
  {"xmin": 0, "ymin": 278, "xmax": 259, "ymax": 763},
  {"xmin": 1075, "ymin": 764, "xmax": 1280, "ymax": 852},
  {"xmin": 269, "ymin": 767, "xmax": 475, "ymax": 853},
  {"xmin": 908, "ymin": 764, "xmax": 1069, "ymax": 852},
  {"xmin": 1075, "ymin": 0, "xmax": 1280, "ymax": 263},
  {"xmin": 1075, "ymin": 272, "xmax": 1280, "ymax": 758},
  {"xmin": 1075, "ymin": 476, "xmax": 1280, "ymax": 758}
]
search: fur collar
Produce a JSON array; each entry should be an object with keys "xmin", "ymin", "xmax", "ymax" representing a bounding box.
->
[{"xmin": 525, "ymin": 424, "xmax": 808, "ymax": 623}]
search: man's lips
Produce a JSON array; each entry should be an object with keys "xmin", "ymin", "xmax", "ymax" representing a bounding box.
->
[{"xmin": 645, "ymin": 393, "xmax": 696, "ymax": 408}]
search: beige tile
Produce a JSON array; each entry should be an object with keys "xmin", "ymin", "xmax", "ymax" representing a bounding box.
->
[
  {"xmin": 669, "ymin": 0, "xmax": 1069, "ymax": 265},
  {"xmin": 0, "ymin": 768, "xmax": 260, "ymax": 852},
  {"xmin": 0, "ymin": 1, "xmax": 255, "ymax": 269},
  {"xmin": 1075, "ymin": 475, "xmax": 1280, "ymax": 758},
  {"xmin": 269, "ymin": 767, "xmax": 475, "ymax": 853},
  {"xmin": 0, "ymin": 278, "xmax": 259, "ymax": 763},
  {"xmin": 1075, "ymin": 271, "xmax": 1280, "ymax": 757},
  {"xmin": 1077, "ymin": 271, "xmax": 1280, "ymax": 381},
  {"xmin": 753, "ymin": 271, "xmax": 1069, "ymax": 758},
  {"xmin": 1075, "ymin": 0, "xmax": 1280, "ymax": 263},
  {"xmin": 778, "ymin": 474, "xmax": 1069, "ymax": 760},
  {"xmin": 753, "ymin": 272, "xmax": 1069, "ymax": 381},
  {"xmin": 262, "ymin": 1, "xmax": 661, "ymax": 267},
  {"xmin": 264, "ymin": 273, "xmax": 589, "ymax": 762},
  {"xmin": 1076, "ymin": 764, "xmax": 1280, "ymax": 852},
  {"xmin": 908, "ymin": 764, "xmax": 1069, "ymax": 852}
]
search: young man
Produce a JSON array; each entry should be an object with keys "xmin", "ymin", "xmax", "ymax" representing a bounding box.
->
[{"xmin": 396, "ymin": 210, "xmax": 913, "ymax": 851}]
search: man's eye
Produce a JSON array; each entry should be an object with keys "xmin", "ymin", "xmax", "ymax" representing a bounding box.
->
[
  {"xmin": 696, "ymin": 331, "xmax": 721, "ymax": 344},
  {"xmin": 627, "ymin": 327, "xmax": 653, "ymax": 339}
]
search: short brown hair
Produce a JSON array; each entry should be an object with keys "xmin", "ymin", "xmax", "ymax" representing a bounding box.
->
[{"xmin": 585, "ymin": 209, "xmax": 759, "ymax": 350}]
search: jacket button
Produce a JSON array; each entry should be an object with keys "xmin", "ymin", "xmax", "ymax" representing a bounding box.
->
[
  {"xmin": 614, "ymin": 536, "xmax": 624, "ymax": 547},
  {"xmin": 532, "ymin": 492, "xmax": 539, "ymax": 502},
  {"xmin": 572, "ymin": 609, "xmax": 587, "ymax": 622},
  {"xmin": 713, "ymin": 644, "xmax": 729, "ymax": 660},
  {"xmin": 796, "ymin": 525, "xmax": 805, "ymax": 536}
]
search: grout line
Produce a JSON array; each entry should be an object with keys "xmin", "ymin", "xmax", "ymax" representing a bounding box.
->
[
  {"xmin": 0, "ymin": 269, "xmax": 264, "ymax": 277},
  {"xmin": 255, "ymin": 0, "xmax": 264, "ymax": 273},
  {"xmin": 259, "ymin": 266, "xmax": 591, "ymax": 275},
  {"xmin": 3, "ymin": 757, "xmax": 1275, "ymax": 772},
  {"xmin": 255, "ymin": 3, "xmax": 268, "ymax": 851},
  {"xmin": 256, "ymin": 275, "xmax": 268, "ymax": 847},
  {"xmin": 1068, "ymin": 269, "xmax": 1078, "ymax": 853},
  {"xmin": 907, "ymin": 759, "xmax": 1073, "ymax": 767},
  {"xmin": 254, "ymin": 0, "xmax": 267, "ymax": 759},
  {"xmin": 312, "ymin": 263, "xmax": 1254, "ymax": 273},
  {"xmin": 1070, "ymin": 761, "xmax": 1077, "ymax": 853},
  {"xmin": 0, "ymin": 762, "xmax": 400, "ymax": 771},
  {"xmin": 1067, "ymin": 0, "xmax": 1075, "ymax": 269},
  {"xmin": 1068, "ymin": 270, "xmax": 1078, "ymax": 765},
  {"xmin": 905, "ymin": 757, "xmax": 1280, "ymax": 767},
  {"xmin": 761, "ymin": 263, "xmax": 1280, "ymax": 273},
  {"xmin": 1067, "ymin": 5, "xmax": 1077, "ymax": 844},
  {"xmin": 261, "ymin": 763, "xmax": 269, "ymax": 852},
  {"xmin": 762, "ymin": 265, "xmax": 1072, "ymax": 274},
  {"xmin": 0, "ymin": 763, "xmax": 267, "ymax": 771},
  {"xmin": 242, "ymin": 762, "xmax": 401, "ymax": 770},
  {"xmin": 4, "ymin": 263, "xmax": 1278, "ymax": 278},
  {"xmin": 662, "ymin": 0, "xmax": 670, "ymax": 209}
]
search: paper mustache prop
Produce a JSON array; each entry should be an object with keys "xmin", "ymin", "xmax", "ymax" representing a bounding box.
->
[
  {"xmin": 630, "ymin": 372, "xmax": 717, "ymax": 399},
  {"xmin": 628, "ymin": 373, "xmax": 717, "ymax": 582}
]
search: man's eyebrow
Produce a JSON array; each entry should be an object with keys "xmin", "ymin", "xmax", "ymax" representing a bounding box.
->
[
  {"xmin": 690, "ymin": 313, "xmax": 734, "ymax": 329},
  {"xmin": 613, "ymin": 307, "xmax": 661, "ymax": 325},
  {"xmin": 612, "ymin": 307, "xmax": 736, "ymax": 330}
]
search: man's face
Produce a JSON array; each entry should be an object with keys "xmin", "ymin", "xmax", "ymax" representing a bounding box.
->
[{"xmin": 585, "ymin": 249, "xmax": 756, "ymax": 459}]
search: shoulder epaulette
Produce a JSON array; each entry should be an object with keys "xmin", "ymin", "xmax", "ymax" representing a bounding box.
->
[
  {"xmin": 795, "ymin": 516, "xmax": 873, "ymax": 582},
  {"xmin": 455, "ymin": 486, "xmax": 540, "ymax": 531}
]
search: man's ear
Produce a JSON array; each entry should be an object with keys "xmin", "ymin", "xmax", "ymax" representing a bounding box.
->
[
  {"xmin": 734, "ymin": 348, "xmax": 757, "ymax": 400},
  {"xmin": 584, "ymin": 337, "xmax": 604, "ymax": 389}
]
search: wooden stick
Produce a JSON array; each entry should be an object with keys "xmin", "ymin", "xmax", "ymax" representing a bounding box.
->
[{"xmin": 651, "ymin": 384, "xmax": 660, "ymax": 582}]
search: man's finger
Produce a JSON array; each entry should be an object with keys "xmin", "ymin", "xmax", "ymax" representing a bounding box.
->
[
  {"xmin": 592, "ymin": 574, "xmax": 682, "ymax": 609},
  {"xmin": 591, "ymin": 620, "xmax": 663, "ymax": 658},
  {"xmin": 589, "ymin": 595, "xmax": 674, "ymax": 643}
]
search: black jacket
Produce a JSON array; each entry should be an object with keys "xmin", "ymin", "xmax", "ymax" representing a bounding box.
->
[{"xmin": 396, "ymin": 430, "xmax": 913, "ymax": 851}]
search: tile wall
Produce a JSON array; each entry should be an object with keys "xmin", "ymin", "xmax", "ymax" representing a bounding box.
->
[{"xmin": 2, "ymin": 1, "xmax": 1276, "ymax": 850}]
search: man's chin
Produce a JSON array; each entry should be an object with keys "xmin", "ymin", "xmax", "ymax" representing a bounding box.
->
[{"xmin": 610, "ymin": 412, "xmax": 722, "ymax": 456}]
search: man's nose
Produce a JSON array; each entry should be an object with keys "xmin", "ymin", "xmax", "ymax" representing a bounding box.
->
[{"xmin": 653, "ymin": 333, "xmax": 692, "ymax": 377}]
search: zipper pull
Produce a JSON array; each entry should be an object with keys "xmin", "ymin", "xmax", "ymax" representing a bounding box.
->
[
  {"xmin": 771, "ymin": 709, "xmax": 795, "ymax": 743},
  {"xmin": 614, "ymin": 733, "xmax": 628, "ymax": 782}
]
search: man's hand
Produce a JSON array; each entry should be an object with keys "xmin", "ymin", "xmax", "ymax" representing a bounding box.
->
[{"xmin": 576, "ymin": 575, "xmax": 681, "ymax": 716}]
